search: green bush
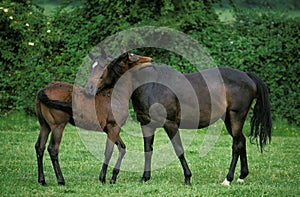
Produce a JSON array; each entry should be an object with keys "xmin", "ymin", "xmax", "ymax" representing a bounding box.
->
[
  {"xmin": 1, "ymin": 0, "xmax": 47, "ymax": 112},
  {"xmin": 0, "ymin": 0, "xmax": 299, "ymax": 126},
  {"xmin": 204, "ymin": 9, "xmax": 300, "ymax": 125},
  {"xmin": 0, "ymin": 0, "xmax": 89, "ymax": 113}
]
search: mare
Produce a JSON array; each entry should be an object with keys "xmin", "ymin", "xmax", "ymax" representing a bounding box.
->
[
  {"xmin": 84, "ymin": 52, "xmax": 272, "ymax": 186},
  {"xmin": 34, "ymin": 53, "xmax": 152, "ymax": 185}
]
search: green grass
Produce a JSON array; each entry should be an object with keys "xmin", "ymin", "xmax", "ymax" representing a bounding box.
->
[{"xmin": 0, "ymin": 111, "xmax": 299, "ymax": 196}]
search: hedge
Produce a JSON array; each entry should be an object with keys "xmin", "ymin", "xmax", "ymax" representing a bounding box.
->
[{"xmin": 0, "ymin": 0, "xmax": 299, "ymax": 125}]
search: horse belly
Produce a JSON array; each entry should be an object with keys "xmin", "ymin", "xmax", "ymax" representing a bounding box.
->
[{"xmin": 177, "ymin": 94, "xmax": 226, "ymax": 129}]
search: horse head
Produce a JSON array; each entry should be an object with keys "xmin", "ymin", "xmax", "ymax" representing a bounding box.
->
[{"xmin": 84, "ymin": 52, "xmax": 152, "ymax": 96}]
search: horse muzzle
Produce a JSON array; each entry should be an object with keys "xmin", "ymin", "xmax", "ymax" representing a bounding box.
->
[{"xmin": 84, "ymin": 82, "xmax": 98, "ymax": 97}]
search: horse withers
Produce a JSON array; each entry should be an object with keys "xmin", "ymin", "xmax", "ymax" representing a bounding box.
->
[
  {"xmin": 34, "ymin": 53, "xmax": 152, "ymax": 186},
  {"xmin": 84, "ymin": 52, "xmax": 272, "ymax": 186}
]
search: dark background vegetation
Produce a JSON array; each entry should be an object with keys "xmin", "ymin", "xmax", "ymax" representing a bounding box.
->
[{"xmin": 0, "ymin": 0, "xmax": 299, "ymax": 125}]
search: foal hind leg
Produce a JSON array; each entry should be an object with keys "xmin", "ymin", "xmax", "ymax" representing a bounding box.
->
[
  {"xmin": 110, "ymin": 137, "xmax": 126, "ymax": 184},
  {"xmin": 35, "ymin": 125, "xmax": 51, "ymax": 186},
  {"xmin": 164, "ymin": 121, "xmax": 192, "ymax": 185},
  {"xmin": 222, "ymin": 111, "xmax": 248, "ymax": 186},
  {"xmin": 47, "ymin": 124, "xmax": 66, "ymax": 185}
]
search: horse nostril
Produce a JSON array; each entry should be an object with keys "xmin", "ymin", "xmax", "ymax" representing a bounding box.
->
[
  {"xmin": 89, "ymin": 84, "xmax": 94, "ymax": 91},
  {"xmin": 84, "ymin": 83, "xmax": 94, "ymax": 95}
]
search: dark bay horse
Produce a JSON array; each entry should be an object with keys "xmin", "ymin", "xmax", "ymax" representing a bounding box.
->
[
  {"xmin": 84, "ymin": 52, "xmax": 272, "ymax": 186},
  {"xmin": 35, "ymin": 53, "xmax": 152, "ymax": 186}
]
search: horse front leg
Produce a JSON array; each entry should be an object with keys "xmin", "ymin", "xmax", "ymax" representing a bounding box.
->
[
  {"xmin": 141, "ymin": 125, "xmax": 155, "ymax": 182},
  {"xmin": 110, "ymin": 137, "xmax": 126, "ymax": 184},
  {"xmin": 47, "ymin": 124, "xmax": 65, "ymax": 185},
  {"xmin": 164, "ymin": 121, "xmax": 192, "ymax": 185},
  {"xmin": 35, "ymin": 126, "xmax": 51, "ymax": 186}
]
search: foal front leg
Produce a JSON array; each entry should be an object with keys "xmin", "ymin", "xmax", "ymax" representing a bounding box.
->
[
  {"xmin": 99, "ymin": 137, "xmax": 114, "ymax": 184},
  {"xmin": 110, "ymin": 137, "xmax": 126, "ymax": 184},
  {"xmin": 99, "ymin": 125, "xmax": 120, "ymax": 184}
]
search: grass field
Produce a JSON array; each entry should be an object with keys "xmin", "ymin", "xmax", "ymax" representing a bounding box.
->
[{"xmin": 0, "ymin": 111, "xmax": 299, "ymax": 196}]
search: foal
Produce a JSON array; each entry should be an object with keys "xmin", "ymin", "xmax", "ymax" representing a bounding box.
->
[{"xmin": 35, "ymin": 53, "xmax": 152, "ymax": 185}]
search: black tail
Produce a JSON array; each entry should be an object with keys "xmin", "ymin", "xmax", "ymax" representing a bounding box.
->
[
  {"xmin": 247, "ymin": 72, "xmax": 272, "ymax": 152},
  {"xmin": 37, "ymin": 89, "xmax": 73, "ymax": 118}
]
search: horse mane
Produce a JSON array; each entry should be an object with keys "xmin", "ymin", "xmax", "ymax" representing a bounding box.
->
[{"xmin": 133, "ymin": 62, "xmax": 179, "ymax": 78}]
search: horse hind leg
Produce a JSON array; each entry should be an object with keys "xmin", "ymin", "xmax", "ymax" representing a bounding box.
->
[
  {"xmin": 222, "ymin": 110, "xmax": 249, "ymax": 186},
  {"xmin": 237, "ymin": 134, "xmax": 248, "ymax": 183},
  {"xmin": 47, "ymin": 124, "xmax": 66, "ymax": 185},
  {"xmin": 110, "ymin": 138, "xmax": 126, "ymax": 184}
]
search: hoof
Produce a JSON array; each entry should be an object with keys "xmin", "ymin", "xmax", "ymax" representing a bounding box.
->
[
  {"xmin": 99, "ymin": 176, "xmax": 106, "ymax": 184},
  {"xmin": 237, "ymin": 178, "xmax": 245, "ymax": 183},
  {"xmin": 100, "ymin": 179, "xmax": 106, "ymax": 184},
  {"xmin": 185, "ymin": 179, "xmax": 191, "ymax": 186},
  {"xmin": 58, "ymin": 181, "xmax": 65, "ymax": 186},
  {"xmin": 221, "ymin": 178, "xmax": 230, "ymax": 186},
  {"xmin": 38, "ymin": 180, "xmax": 46, "ymax": 186},
  {"xmin": 110, "ymin": 179, "xmax": 116, "ymax": 184},
  {"xmin": 141, "ymin": 176, "xmax": 150, "ymax": 182}
]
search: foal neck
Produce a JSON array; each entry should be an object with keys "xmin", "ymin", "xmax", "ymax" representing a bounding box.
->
[{"xmin": 98, "ymin": 89, "xmax": 113, "ymax": 97}]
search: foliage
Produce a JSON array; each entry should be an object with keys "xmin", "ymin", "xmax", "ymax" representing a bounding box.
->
[
  {"xmin": 236, "ymin": 0, "xmax": 300, "ymax": 9},
  {"xmin": 198, "ymin": 9, "xmax": 300, "ymax": 125},
  {"xmin": 1, "ymin": 0, "xmax": 45, "ymax": 111},
  {"xmin": 0, "ymin": 0, "xmax": 299, "ymax": 125}
]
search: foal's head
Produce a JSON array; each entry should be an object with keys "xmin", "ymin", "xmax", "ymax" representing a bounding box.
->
[
  {"xmin": 84, "ymin": 52, "xmax": 152, "ymax": 96},
  {"xmin": 84, "ymin": 52, "xmax": 112, "ymax": 96}
]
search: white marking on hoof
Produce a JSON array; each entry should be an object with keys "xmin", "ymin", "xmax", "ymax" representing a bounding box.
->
[
  {"xmin": 221, "ymin": 178, "xmax": 230, "ymax": 186},
  {"xmin": 237, "ymin": 178, "xmax": 245, "ymax": 183}
]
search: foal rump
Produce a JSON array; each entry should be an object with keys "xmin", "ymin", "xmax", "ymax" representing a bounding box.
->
[
  {"xmin": 37, "ymin": 89, "xmax": 73, "ymax": 116},
  {"xmin": 36, "ymin": 82, "xmax": 75, "ymax": 126}
]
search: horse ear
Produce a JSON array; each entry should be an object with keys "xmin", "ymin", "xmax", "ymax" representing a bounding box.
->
[
  {"xmin": 119, "ymin": 52, "xmax": 129, "ymax": 61},
  {"xmin": 88, "ymin": 52, "xmax": 95, "ymax": 60},
  {"xmin": 98, "ymin": 45, "xmax": 106, "ymax": 58}
]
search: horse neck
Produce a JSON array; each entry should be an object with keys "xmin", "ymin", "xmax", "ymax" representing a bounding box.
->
[{"xmin": 110, "ymin": 64, "xmax": 154, "ymax": 106}]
